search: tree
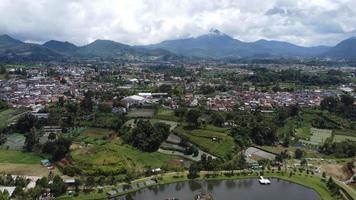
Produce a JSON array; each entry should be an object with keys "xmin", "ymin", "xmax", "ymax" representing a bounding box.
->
[
  {"xmin": 340, "ymin": 94, "xmax": 354, "ymax": 106},
  {"xmin": 48, "ymin": 132, "xmax": 56, "ymax": 141},
  {"xmin": 85, "ymin": 176, "xmax": 95, "ymax": 190},
  {"xmin": 123, "ymin": 120, "xmax": 170, "ymax": 152},
  {"xmin": 80, "ymin": 91, "xmax": 93, "ymax": 113},
  {"xmin": 320, "ymin": 96, "xmax": 338, "ymax": 112},
  {"xmin": 36, "ymin": 177, "xmax": 48, "ymax": 188},
  {"xmin": 211, "ymin": 112, "xmax": 225, "ymax": 127},
  {"xmin": 24, "ymin": 128, "xmax": 39, "ymax": 152},
  {"xmin": 158, "ymin": 84, "xmax": 172, "ymax": 93},
  {"xmin": 42, "ymin": 137, "xmax": 72, "ymax": 161},
  {"xmin": 295, "ymin": 149, "xmax": 304, "ymax": 159},
  {"xmin": 15, "ymin": 113, "xmax": 37, "ymax": 134},
  {"xmin": 174, "ymin": 107, "xmax": 187, "ymax": 120},
  {"xmin": 186, "ymin": 109, "xmax": 201, "ymax": 127},
  {"xmin": 301, "ymin": 158, "xmax": 308, "ymax": 167},
  {"xmin": 50, "ymin": 175, "xmax": 66, "ymax": 197},
  {"xmin": 200, "ymin": 85, "xmax": 215, "ymax": 95},
  {"xmin": 187, "ymin": 163, "xmax": 200, "ymax": 179}
]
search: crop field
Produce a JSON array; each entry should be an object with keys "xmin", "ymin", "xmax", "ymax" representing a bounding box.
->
[
  {"xmin": 309, "ymin": 128, "xmax": 332, "ymax": 144},
  {"xmin": 333, "ymin": 135, "xmax": 356, "ymax": 142},
  {"xmin": 71, "ymin": 128, "xmax": 179, "ymax": 175},
  {"xmin": 174, "ymin": 126, "xmax": 234, "ymax": 158},
  {"xmin": 299, "ymin": 128, "xmax": 332, "ymax": 146},
  {"xmin": 154, "ymin": 108, "xmax": 179, "ymax": 121},
  {"xmin": 127, "ymin": 108, "xmax": 155, "ymax": 118},
  {"xmin": 0, "ymin": 133, "xmax": 25, "ymax": 150}
]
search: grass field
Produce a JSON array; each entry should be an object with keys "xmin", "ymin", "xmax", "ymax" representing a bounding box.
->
[
  {"xmin": 0, "ymin": 149, "xmax": 47, "ymax": 164},
  {"xmin": 333, "ymin": 135, "xmax": 356, "ymax": 142},
  {"xmin": 154, "ymin": 108, "xmax": 179, "ymax": 121},
  {"xmin": 71, "ymin": 128, "xmax": 179, "ymax": 175},
  {"xmin": 310, "ymin": 128, "xmax": 332, "ymax": 144},
  {"xmin": 174, "ymin": 126, "xmax": 234, "ymax": 158},
  {"xmin": 127, "ymin": 108, "xmax": 155, "ymax": 118},
  {"xmin": 0, "ymin": 149, "xmax": 51, "ymax": 176},
  {"xmin": 0, "ymin": 163, "xmax": 52, "ymax": 176},
  {"xmin": 0, "ymin": 108, "xmax": 26, "ymax": 129}
]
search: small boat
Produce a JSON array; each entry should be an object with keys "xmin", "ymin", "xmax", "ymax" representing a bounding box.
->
[{"xmin": 259, "ymin": 176, "xmax": 271, "ymax": 184}]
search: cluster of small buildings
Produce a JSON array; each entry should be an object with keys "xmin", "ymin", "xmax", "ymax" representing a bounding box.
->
[{"xmin": 206, "ymin": 90, "xmax": 333, "ymax": 111}]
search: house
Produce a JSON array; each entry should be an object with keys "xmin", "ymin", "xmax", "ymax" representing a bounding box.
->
[
  {"xmin": 122, "ymin": 95, "xmax": 148, "ymax": 107},
  {"xmin": 0, "ymin": 186, "xmax": 16, "ymax": 197}
]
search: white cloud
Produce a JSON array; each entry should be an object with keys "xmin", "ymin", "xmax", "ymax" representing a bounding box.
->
[{"xmin": 0, "ymin": 0, "xmax": 355, "ymax": 46}]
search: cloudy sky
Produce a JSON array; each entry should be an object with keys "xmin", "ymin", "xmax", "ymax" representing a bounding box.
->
[{"xmin": 0, "ymin": 0, "xmax": 355, "ymax": 47}]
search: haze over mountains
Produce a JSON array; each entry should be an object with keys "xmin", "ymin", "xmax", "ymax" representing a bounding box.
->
[{"xmin": 0, "ymin": 29, "xmax": 356, "ymax": 61}]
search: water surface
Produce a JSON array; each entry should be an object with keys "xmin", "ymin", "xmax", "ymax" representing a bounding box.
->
[{"xmin": 127, "ymin": 178, "xmax": 321, "ymax": 200}]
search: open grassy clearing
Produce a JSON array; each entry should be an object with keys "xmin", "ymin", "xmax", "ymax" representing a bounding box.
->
[
  {"xmin": 0, "ymin": 149, "xmax": 48, "ymax": 164},
  {"xmin": 127, "ymin": 108, "xmax": 155, "ymax": 118},
  {"xmin": 309, "ymin": 128, "xmax": 332, "ymax": 144},
  {"xmin": 174, "ymin": 126, "xmax": 234, "ymax": 158},
  {"xmin": 0, "ymin": 163, "xmax": 56, "ymax": 176},
  {"xmin": 0, "ymin": 149, "xmax": 52, "ymax": 176},
  {"xmin": 0, "ymin": 108, "xmax": 26, "ymax": 129},
  {"xmin": 333, "ymin": 135, "xmax": 356, "ymax": 142},
  {"xmin": 71, "ymin": 128, "xmax": 180, "ymax": 175},
  {"xmin": 154, "ymin": 108, "xmax": 179, "ymax": 121}
]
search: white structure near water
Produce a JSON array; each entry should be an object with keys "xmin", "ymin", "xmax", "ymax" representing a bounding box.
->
[{"xmin": 259, "ymin": 176, "xmax": 271, "ymax": 184}]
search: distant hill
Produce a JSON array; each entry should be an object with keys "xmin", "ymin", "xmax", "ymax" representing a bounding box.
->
[
  {"xmin": 324, "ymin": 37, "xmax": 356, "ymax": 59},
  {"xmin": 75, "ymin": 39, "xmax": 136, "ymax": 57},
  {"xmin": 0, "ymin": 35, "xmax": 61, "ymax": 61},
  {"xmin": 147, "ymin": 29, "xmax": 330, "ymax": 58},
  {"xmin": 0, "ymin": 34, "xmax": 23, "ymax": 48},
  {"xmin": 43, "ymin": 40, "xmax": 78, "ymax": 55},
  {"xmin": 1, "ymin": 33, "xmax": 356, "ymax": 62}
]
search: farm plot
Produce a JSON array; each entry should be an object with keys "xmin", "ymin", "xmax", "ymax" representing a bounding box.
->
[
  {"xmin": 310, "ymin": 128, "xmax": 332, "ymax": 144},
  {"xmin": 127, "ymin": 108, "xmax": 155, "ymax": 118},
  {"xmin": 174, "ymin": 126, "xmax": 234, "ymax": 158},
  {"xmin": 0, "ymin": 133, "xmax": 25, "ymax": 150},
  {"xmin": 333, "ymin": 135, "xmax": 356, "ymax": 142},
  {"xmin": 71, "ymin": 128, "xmax": 179, "ymax": 175},
  {"xmin": 300, "ymin": 128, "xmax": 332, "ymax": 146}
]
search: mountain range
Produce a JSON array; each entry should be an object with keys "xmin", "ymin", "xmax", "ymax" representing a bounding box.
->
[{"xmin": 0, "ymin": 29, "xmax": 355, "ymax": 61}]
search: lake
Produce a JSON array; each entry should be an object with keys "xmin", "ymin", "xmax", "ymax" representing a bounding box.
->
[{"xmin": 124, "ymin": 178, "xmax": 321, "ymax": 200}]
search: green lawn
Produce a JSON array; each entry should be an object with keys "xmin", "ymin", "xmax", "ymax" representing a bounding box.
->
[
  {"xmin": 0, "ymin": 149, "xmax": 47, "ymax": 164},
  {"xmin": 174, "ymin": 126, "xmax": 234, "ymax": 158},
  {"xmin": 0, "ymin": 108, "xmax": 26, "ymax": 129}
]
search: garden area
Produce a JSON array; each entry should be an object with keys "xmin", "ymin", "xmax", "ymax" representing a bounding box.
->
[
  {"xmin": 70, "ymin": 128, "xmax": 181, "ymax": 176},
  {"xmin": 174, "ymin": 126, "xmax": 234, "ymax": 158}
]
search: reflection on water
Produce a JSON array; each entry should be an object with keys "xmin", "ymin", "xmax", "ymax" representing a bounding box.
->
[{"xmin": 128, "ymin": 178, "xmax": 321, "ymax": 200}]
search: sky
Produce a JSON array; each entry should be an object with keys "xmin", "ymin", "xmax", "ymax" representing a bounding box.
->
[{"xmin": 0, "ymin": 0, "xmax": 355, "ymax": 47}]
